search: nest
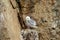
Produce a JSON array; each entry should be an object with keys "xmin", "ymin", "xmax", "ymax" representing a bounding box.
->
[{"xmin": 20, "ymin": 29, "xmax": 39, "ymax": 40}]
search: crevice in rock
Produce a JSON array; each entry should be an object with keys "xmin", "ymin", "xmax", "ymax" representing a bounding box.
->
[
  {"xmin": 16, "ymin": 0, "xmax": 27, "ymax": 29},
  {"xmin": 17, "ymin": 13, "xmax": 27, "ymax": 29},
  {"xmin": 9, "ymin": 0, "xmax": 16, "ymax": 9}
]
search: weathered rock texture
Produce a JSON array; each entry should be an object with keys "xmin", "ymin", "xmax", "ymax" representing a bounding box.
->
[
  {"xmin": 0, "ymin": 0, "xmax": 60, "ymax": 40},
  {"xmin": 0, "ymin": 0, "xmax": 21, "ymax": 40},
  {"xmin": 19, "ymin": 0, "xmax": 60, "ymax": 40}
]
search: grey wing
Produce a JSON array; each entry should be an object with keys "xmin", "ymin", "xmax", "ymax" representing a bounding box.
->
[
  {"xmin": 29, "ymin": 19, "xmax": 36, "ymax": 26},
  {"xmin": 26, "ymin": 19, "xmax": 36, "ymax": 26},
  {"xmin": 26, "ymin": 20, "xmax": 33, "ymax": 27},
  {"xmin": 26, "ymin": 20, "xmax": 37, "ymax": 28}
]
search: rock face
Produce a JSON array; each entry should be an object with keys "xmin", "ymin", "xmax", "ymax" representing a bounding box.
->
[
  {"xmin": 0, "ymin": 0, "xmax": 60, "ymax": 40},
  {"xmin": 19, "ymin": 0, "xmax": 60, "ymax": 40},
  {"xmin": 0, "ymin": 0, "xmax": 20, "ymax": 40}
]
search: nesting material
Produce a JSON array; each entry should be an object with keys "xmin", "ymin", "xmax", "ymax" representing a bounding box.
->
[
  {"xmin": 20, "ymin": 29, "xmax": 39, "ymax": 40},
  {"xmin": 25, "ymin": 16, "xmax": 37, "ymax": 28}
]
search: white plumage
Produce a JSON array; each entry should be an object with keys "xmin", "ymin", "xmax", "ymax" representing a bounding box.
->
[{"xmin": 25, "ymin": 16, "xmax": 37, "ymax": 28}]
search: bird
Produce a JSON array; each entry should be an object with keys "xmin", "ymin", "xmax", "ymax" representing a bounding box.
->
[{"xmin": 25, "ymin": 16, "xmax": 37, "ymax": 28}]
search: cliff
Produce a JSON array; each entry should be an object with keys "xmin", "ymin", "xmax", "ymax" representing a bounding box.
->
[{"xmin": 0, "ymin": 0, "xmax": 60, "ymax": 40}]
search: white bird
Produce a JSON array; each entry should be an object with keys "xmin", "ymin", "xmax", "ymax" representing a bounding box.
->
[{"xmin": 25, "ymin": 16, "xmax": 37, "ymax": 28}]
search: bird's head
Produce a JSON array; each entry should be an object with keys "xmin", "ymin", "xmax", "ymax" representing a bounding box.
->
[{"xmin": 26, "ymin": 16, "xmax": 30, "ymax": 20}]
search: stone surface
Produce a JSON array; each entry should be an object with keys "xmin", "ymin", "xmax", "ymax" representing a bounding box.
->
[
  {"xmin": 20, "ymin": 0, "xmax": 60, "ymax": 40},
  {"xmin": 0, "ymin": 0, "xmax": 60, "ymax": 40},
  {"xmin": 21, "ymin": 29, "xmax": 39, "ymax": 40}
]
